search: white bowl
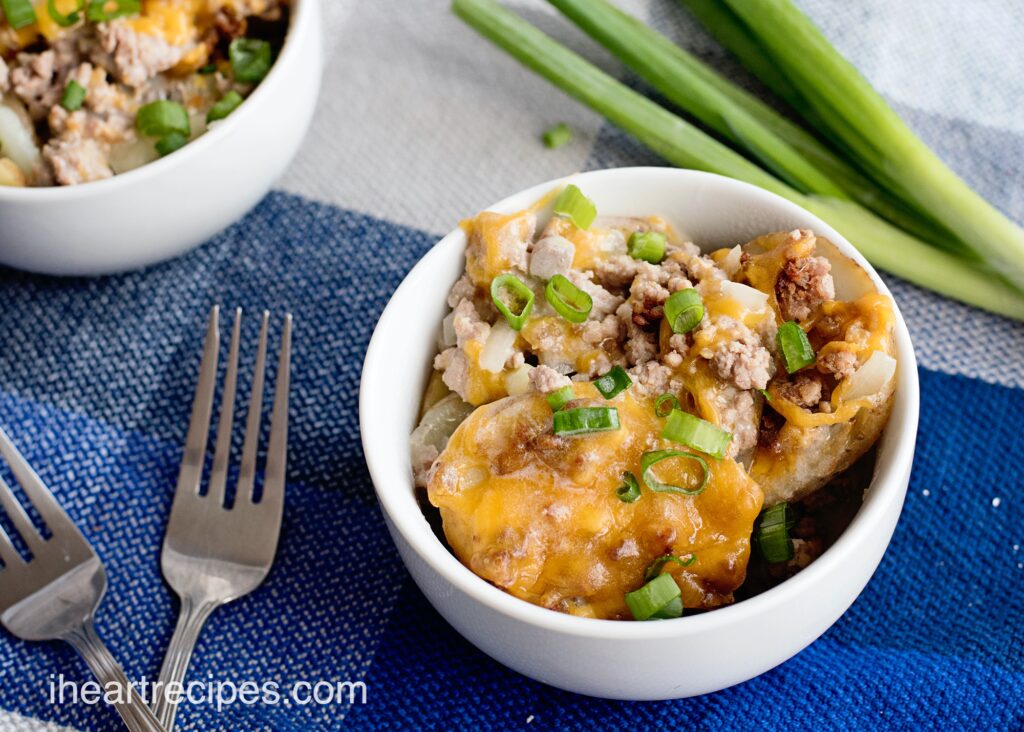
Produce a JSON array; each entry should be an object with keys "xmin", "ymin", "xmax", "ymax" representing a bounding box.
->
[
  {"xmin": 360, "ymin": 167, "xmax": 919, "ymax": 700},
  {"xmin": 0, "ymin": 0, "xmax": 322, "ymax": 276}
]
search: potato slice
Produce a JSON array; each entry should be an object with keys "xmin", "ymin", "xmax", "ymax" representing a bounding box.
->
[{"xmin": 744, "ymin": 233, "xmax": 897, "ymax": 505}]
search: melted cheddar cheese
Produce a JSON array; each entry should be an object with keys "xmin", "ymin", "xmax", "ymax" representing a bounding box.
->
[{"xmin": 428, "ymin": 385, "xmax": 764, "ymax": 619}]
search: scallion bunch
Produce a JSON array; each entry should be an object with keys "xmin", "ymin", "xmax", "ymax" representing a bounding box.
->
[{"xmin": 452, "ymin": 0, "xmax": 1024, "ymax": 320}]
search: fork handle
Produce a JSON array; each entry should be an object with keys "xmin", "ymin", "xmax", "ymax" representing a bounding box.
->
[
  {"xmin": 63, "ymin": 621, "xmax": 167, "ymax": 732},
  {"xmin": 152, "ymin": 595, "xmax": 220, "ymax": 731}
]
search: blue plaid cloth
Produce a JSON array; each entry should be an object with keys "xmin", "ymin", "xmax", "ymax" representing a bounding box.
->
[{"xmin": 2, "ymin": 0, "xmax": 1024, "ymax": 729}]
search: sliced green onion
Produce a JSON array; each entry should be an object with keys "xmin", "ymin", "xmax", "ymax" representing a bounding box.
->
[
  {"xmin": 552, "ymin": 406, "xmax": 620, "ymax": 436},
  {"xmin": 627, "ymin": 230, "xmax": 666, "ymax": 263},
  {"xmin": 47, "ymin": 0, "xmax": 84, "ymax": 27},
  {"xmin": 661, "ymin": 409, "xmax": 732, "ymax": 459},
  {"xmin": 229, "ymin": 38, "xmax": 272, "ymax": 83},
  {"xmin": 640, "ymin": 449, "xmax": 709, "ymax": 496},
  {"xmin": 60, "ymin": 80, "xmax": 86, "ymax": 112},
  {"xmin": 1, "ymin": 0, "xmax": 36, "ymax": 28},
  {"xmin": 643, "ymin": 553, "xmax": 697, "ymax": 582},
  {"xmin": 546, "ymin": 385, "xmax": 575, "ymax": 412},
  {"xmin": 654, "ymin": 393, "xmax": 681, "ymax": 418},
  {"xmin": 624, "ymin": 572, "xmax": 680, "ymax": 621},
  {"xmin": 545, "ymin": 274, "xmax": 592, "ymax": 323},
  {"xmin": 136, "ymin": 100, "xmax": 190, "ymax": 138},
  {"xmin": 759, "ymin": 388, "xmax": 772, "ymax": 402},
  {"xmin": 542, "ymin": 122, "xmax": 572, "ymax": 149},
  {"xmin": 86, "ymin": 0, "xmax": 139, "ymax": 22},
  {"xmin": 490, "ymin": 273, "xmax": 535, "ymax": 331},
  {"xmin": 592, "ymin": 365, "xmax": 632, "ymax": 399},
  {"xmin": 777, "ymin": 321, "xmax": 815, "ymax": 373},
  {"xmin": 207, "ymin": 90, "xmax": 244, "ymax": 123},
  {"xmin": 650, "ymin": 595, "xmax": 683, "ymax": 619},
  {"xmin": 155, "ymin": 131, "xmax": 188, "ymax": 157},
  {"xmin": 663, "ymin": 288, "xmax": 703, "ymax": 334},
  {"xmin": 198, "ymin": 63, "xmax": 218, "ymax": 75},
  {"xmin": 615, "ymin": 471, "xmax": 640, "ymax": 503},
  {"xmin": 552, "ymin": 183, "xmax": 597, "ymax": 230},
  {"xmin": 756, "ymin": 502, "xmax": 794, "ymax": 563}
]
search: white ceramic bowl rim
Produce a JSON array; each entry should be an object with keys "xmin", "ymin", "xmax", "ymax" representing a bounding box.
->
[
  {"xmin": 0, "ymin": 0, "xmax": 312, "ymax": 200},
  {"xmin": 361, "ymin": 167, "xmax": 919, "ymax": 641}
]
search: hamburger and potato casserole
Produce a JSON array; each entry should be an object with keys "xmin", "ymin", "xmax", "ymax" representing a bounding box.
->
[
  {"xmin": 0, "ymin": 0, "xmax": 288, "ymax": 187},
  {"xmin": 412, "ymin": 183, "xmax": 897, "ymax": 621}
]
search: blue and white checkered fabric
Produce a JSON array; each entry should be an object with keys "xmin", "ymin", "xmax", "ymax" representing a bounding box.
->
[{"xmin": 1, "ymin": 1, "xmax": 1022, "ymax": 730}]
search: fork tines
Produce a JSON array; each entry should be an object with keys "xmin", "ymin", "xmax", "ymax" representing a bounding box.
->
[{"xmin": 176, "ymin": 305, "xmax": 291, "ymax": 510}]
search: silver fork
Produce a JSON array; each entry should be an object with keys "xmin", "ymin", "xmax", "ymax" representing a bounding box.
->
[
  {"xmin": 0, "ymin": 428, "xmax": 166, "ymax": 732},
  {"xmin": 152, "ymin": 306, "xmax": 291, "ymax": 731}
]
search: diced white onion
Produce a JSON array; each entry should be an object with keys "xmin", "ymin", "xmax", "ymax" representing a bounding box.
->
[
  {"xmin": 410, "ymin": 394, "xmax": 475, "ymax": 458},
  {"xmin": 109, "ymin": 137, "xmax": 159, "ymax": 175},
  {"xmin": 441, "ymin": 311, "xmax": 457, "ymax": 348},
  {"xmin": 720, "ymin": 280, "xmax": 769, "ymax": 311},
  {"xmin": 844, "ymin": 350, "xmax": 897, "ymax": 400},
  {"xmin": 720, "ymin": 245, "xmax": 743, "ymax": 276},
  {"xmin": 504, "ymin": 364, "xmax": 534, "ymax": 395},
  {"xmin": 596, "ymin": 228, "xmax": 627, "ymax": 255},
  {"xmin": 0, "ymin": 101, "xmax": 40, "ymax": 175},
  {"xmin": 479, "ymin": 320, "xmax": 517, "ymax": 373}
]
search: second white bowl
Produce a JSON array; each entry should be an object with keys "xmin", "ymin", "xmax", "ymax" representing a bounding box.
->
[{"xmin": 0, "ymin": 0, "xmax": 323, "ymax": 276}]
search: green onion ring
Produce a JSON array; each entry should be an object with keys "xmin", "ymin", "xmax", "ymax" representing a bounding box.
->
[
  {"xmin": 551, "ymin": 183, "xmax": 597, "ymax": 230},
  {"xmin": 60, "ymin": 80, "xmax": 86, "ymax": 112},
  {"xmin": 615, "ymin": 471, "xmax": 641, "ymax": 503},
  {"xmin": 777, "ymin": 320, "xmax": 816, "ymax": 373},
  {"xmin": 627, "ymin": 230, "xmax": 666, "ymax": 264},
  {"xmin": 229, "ymin": 37, "xmax": 273, "ymax": 83},
  {"xmin": 661, "ymin": 409, "xmax": 732, "ymax": 459},
  {"xmin": 490, "ymin": 273, "xmax": 535, "ymax": 331},
  {"xmin": 756, "ymin": 502, "xmax": 795, "ymax": 563},
  {"xmin": 654, "ymin": 393, "xmax": 680, "ymax": 418},
  {"xmin": 542, "ymin": 122, "xmax": 572, "ymax": 149},
  {"xmin": 552, "ymin": 406, "xmax": 620, "ymax": 436},
  {"xmin": 640, "ymin": 449, "xmax": 709, "ymax": 496},
  {"xmin": 663, "ymin": 288, "xmax": 704, "ymax": 334},
  {"xmin": 545, "ymin": 273, "xmax": 592, "ymax": 323},
  {"xmin": 592, "ymin": 365, "xmax": 632, "ymax": 399},
  {"xmin": 136, "ymin": 100, "xmax": 190, "ymax": 138}
]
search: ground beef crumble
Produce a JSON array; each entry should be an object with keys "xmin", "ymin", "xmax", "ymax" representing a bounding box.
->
[{"xmin": 776, "ymin": 255, "xmax": 835, "ymax": 322}]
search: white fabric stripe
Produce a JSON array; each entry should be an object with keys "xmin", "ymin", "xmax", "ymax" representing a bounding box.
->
[{"xmin": 0, "ymin": 710, "xmax": 77, "ymax": 732}]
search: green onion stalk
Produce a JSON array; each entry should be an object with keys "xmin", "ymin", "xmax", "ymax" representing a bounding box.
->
[
  {"xmin": 694, "ymin": 0, "xmax": 1024, "ymax": 291},
  {"xmin": 450, "ymin": 0, "xmax": 1024, "ymax": 320},
  {"xmin": 549, "ymin": 0, "xmax": 977, "ymax": 261}
]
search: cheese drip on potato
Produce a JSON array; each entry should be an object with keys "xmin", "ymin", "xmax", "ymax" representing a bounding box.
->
[{"xmin": 427, "ymin": 384, "xmax": 763, "ymax": 620}]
